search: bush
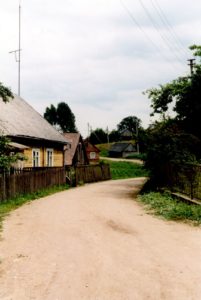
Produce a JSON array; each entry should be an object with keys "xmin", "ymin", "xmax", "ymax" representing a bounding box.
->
[{"xmin": 139, "ymin": 192, "xmax": 201, "ymax": 225}]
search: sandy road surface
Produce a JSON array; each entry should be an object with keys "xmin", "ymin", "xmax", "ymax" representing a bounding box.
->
[
  {"xmin": 100, "ymin": 157, "xmax": 143, "ymax": 164},
  {"xmin": 0, "ymin": 178, "xmax": 201, "ymax": 300}
]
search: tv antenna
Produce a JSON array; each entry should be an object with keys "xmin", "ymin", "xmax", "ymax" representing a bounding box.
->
[{"xmin": 9, "ymin": 2, "xmax": 21, "ymax": 96}]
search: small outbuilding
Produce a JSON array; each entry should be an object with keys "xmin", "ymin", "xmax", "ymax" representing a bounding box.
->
[
  {"xmin": 109, "ymin": 142, "xmax": 136, "ymax": 158},
  {"xmin": 84, "ymin": 140, "xmax": 100, "ymax": 164},
  {"xmin": 63, "ymin": 133, "xmax": 89, "ymax": 166}
]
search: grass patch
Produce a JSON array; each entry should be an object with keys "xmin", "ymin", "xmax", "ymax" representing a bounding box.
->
[
  {"xmin": 138, "ymin": 192, "xmax": 201, "ymax": 225},
  {"xmin": 0, "ymin": 184, "xmax": 69, "ymax": 228},
  {"xmin": 96, "ymin": 143, "xmax": 113, "ymax": 157},
  {"xmin": 103, "ymin": 160, "xmax": 148, "ymax": 180},
  {"xmin": 126, "ymin": 153, "xmax": 146, "ymax": 160}
]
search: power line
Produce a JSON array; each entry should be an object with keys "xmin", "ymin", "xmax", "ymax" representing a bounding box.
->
[
  {"xmin": 137, "ymin": 0, "xmax": 184, "ymax": 64},
  {"xmin": 150, "ymin": 0, "xmax": 187, "ymax": 57},
  {"xmin": 119, "ymin": 0, "xmax": 182, "ymax": 72},
  {"xmin": 152, "ymin": 0, "xmax": 188, "ymax": 52},
  {"xmin": 120, "ymin": 0, "xmax": 160, "ymax": 52}
]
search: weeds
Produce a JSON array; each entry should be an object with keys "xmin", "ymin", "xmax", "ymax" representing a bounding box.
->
[
  {"xmin": 104, "ymin": 160, "xmax": 148, "ymax": 180},
  {"xmin": 138, "ymin": 192, "xmax": 201, "ymax": 225}
]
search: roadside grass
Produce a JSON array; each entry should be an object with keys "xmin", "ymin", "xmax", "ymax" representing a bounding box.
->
[
  {"xmin": 103, "ymin": 160, "xmax": 148, "ymax": 180},
  {"xmin": 138, "ymin": 192, "xmax": 201, "ymax": 225},
  {"xmin": 0, "ymin": 184, "xmax": 69, "ymax": 229},
  {"xmin": 96, "ymin": 143, "xmax": 113, "ymax": 157},
  {"xmin": 126, "ymin": 153, "xmax": 146, "ymax": 160}
]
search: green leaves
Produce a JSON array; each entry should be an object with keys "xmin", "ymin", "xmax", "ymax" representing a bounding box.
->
[
  {"xmin": 0, "ymin": 135, "xmax": 25, "ymax": 171},
  {"xmin": 139, "ymin": 192, "xmax": 201, "ymax": 225},
  {"xmin": 44, "ymin": 102, "xmax": 77, "ymax": 133},
  {"xmin": 117, "ymin": 116, "xmax": 141, "ymax": 137},
  {"xmin": 0, "ymin": 82, "xmax": 14, "ymax": 103}
]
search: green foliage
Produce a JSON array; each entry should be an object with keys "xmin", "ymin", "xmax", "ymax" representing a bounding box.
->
[
  {"xmin": 117, "ymin": 116, "xmax": 141, "ymax": 138},
  {"xmin": 189, "ymin": 45, "xmax": 201, "ymax": 58},
  {"xmin": 89, "ymin": 128, "xmax": 108, "ymax": 144},
  {"xmin": 0, "ymin": 135, "xmax": 25, "ymax": 171},
  {"xmin": 44, "ymin": 104, "xmax": 57, "ymax": 126},
  {"xmin": 143, "ymin": 119, "xmax": 201, "ymax": 186},
  {"xmin": 96, "ymin": 143, "xmax": 114, "ymax": 157},
  {"xmin": 145, "ymin": 45, "xmax": 201, "ymax": 140},
  {"xmin": 139, "ymin": 192, "xmax": 201, "ymax": 225},
  {"xmin": 143, "ymin": 45, "xmax": 201, "ymax": 187},
  {"xmin": 44, "ymin": 102, "xmax": 77, "ymax": 133},
  {"xmin": 0, "ymin": 82, "xmax": 13, "ymax": 103},
  {"xmin": 99, "ymin": 148, "xmax": 108, "ymax": 157},
  {"xmin": 104, "ymin": 160, "xmax": 148, "ymax": 180},
  {"xmin": 109, "ymin": 130, "xmax": 121, "ymax": 142},
  {"xmin": 126, "ymin": 153, "xmax": 146, "ymax": 160}
]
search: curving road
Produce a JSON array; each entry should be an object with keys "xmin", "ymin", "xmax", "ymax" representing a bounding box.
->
[{"xmin": 0, "ymin": 178, "xmax": 201, "ymax": 300}]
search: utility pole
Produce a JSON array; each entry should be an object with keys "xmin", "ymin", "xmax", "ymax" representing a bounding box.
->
[
  {"xmin": 9, "ymin": 2, "xmax": 21, "ymax": 96},
  {"xmin": 106, "ymin": 126, "xmax": 110, "ymax": 146},
  {"xmin": 136, "ymin": 122, "xmax": 140, "ymax": 154},
  {"xmin": 187, "ymin": 58, "xmax": 195, "ymax": 76}
]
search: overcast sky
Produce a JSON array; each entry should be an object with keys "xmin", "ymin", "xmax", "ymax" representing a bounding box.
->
[{"xmin": 0, "ymin": 0, "xmax": 201, "ymax": 137}]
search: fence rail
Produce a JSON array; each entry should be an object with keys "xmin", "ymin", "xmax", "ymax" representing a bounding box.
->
[
  {"xmin": 0, "ymin": 167, "xmax": 66, "ymax": 202},
  {"xmin": 66, "ymin": 164, "xmax": 111, "ymax": 186},
  {"xmin": 0, "ymin": 164, "xmax": 111, "ymax": 202},
  {"xmin": 76, "ymin": 163, "xmax": 111, "ymax": 184},
  {"xmin": 164, "ymin": 163, "xmax": 201, "ymax": 200}
]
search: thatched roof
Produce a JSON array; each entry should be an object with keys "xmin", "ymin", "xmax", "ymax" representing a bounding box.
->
[{"xmin": 0, "ymin": 95, "xmax": 67, "ymax": 144}]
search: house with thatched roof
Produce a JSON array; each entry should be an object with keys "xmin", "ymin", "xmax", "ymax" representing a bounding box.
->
[
  {"xmin": 62, "ymin": 133, "xmax": 88, "ymax": 166},
  {"xmin": 0, "ymin": 95, "xmax": 68, "ymax": 168}
]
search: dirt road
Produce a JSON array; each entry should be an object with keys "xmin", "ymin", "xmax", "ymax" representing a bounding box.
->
[
  {"xmin": 100, "ymin": 157, "xmax": 143, "ymax": 164},
  {"xmin": 0, "ymin": 178, "xmax": 201, "ymax": 300}
]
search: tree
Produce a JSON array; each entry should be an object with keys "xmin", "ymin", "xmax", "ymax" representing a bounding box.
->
[
  {"xmin": 0, "ymin": 135, "xmax": 25, "ymax": 171},
  {"xmin": 0, "ymin": 82, "xmax": 13, "ymax": 102},
  {"xmin": 143, "ymin": 119, "xmax": 201, "ymax": 187},
  {"xmin": 89, "ymin": 128, "xmax": 107, "ymax": 144},
  {"xmin": 117, "ymin": 116, "xmax": 141, "ymax": 138},
  {"xmin": 143, "ymin": 46, "xmax": 201, "ymax": 188},
  {"xmin": 43, "ymin": 104, "xmax": 57, "ymax": 126},
  {"xmin": 145, "ymin": 45, "xmax": 201, "ymax": 140},
  {"xmin": 0, "ymin": 85, "xmax": 24, "ymax": 171},
  {"xmin": 109, "ymin": 130, "xmax": 121, "ymax": 143},
  {"xmin": 44, "ymin": 102, "xmax": 77, "ymax": 133}
]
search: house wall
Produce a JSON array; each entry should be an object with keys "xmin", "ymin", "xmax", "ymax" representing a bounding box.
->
[
  {"xmin": 85, "ymin": 142, "xmax": 100, "ymax": 164},
  {"xmin": 23, "ymin": 147, "xmax": 64, "ymax": 168},
  {"xmin": 53, "ymin": 149, "xmax": 64, "ymax": 167}
]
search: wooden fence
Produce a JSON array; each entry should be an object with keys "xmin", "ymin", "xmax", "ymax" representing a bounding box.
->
[
  {"xmin": 0, "ymin": 167, "xmax": 66, "ymax": 202},
  {"xmin": 164, "ymin": 163, "xmax": 201, "ymax": 200},
  {"xmin": 0, "ymin": 164, "xmax": 111, "ymax": 202},
  {"xmin": 66, "ymin": 164, "xmax": 111, "ymax": 186}
]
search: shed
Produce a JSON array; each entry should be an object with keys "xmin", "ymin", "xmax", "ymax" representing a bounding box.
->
[
  {"xmin": 63, "ymin": 133, "xmax": 88, "ymax": 166},
  {"xmin": 109, "ymin": 143, "xmax": 136, "ymax": 158}
]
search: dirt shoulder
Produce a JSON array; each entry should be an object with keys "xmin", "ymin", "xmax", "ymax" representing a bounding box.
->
[
  {"xmin": 100, "ymin": 156, "xmax": 143, "ymax": 164},
  {"xmin": 0, "ymin": 178, "xmax": 201, "ymax": 300}
]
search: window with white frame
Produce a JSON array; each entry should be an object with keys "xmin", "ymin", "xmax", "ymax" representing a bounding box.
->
[
  {"xmin": 89, "ymin": 152, "xmax": 96, "ymax": 159},
  {"xmin": 46, "ymin": 149, "xmax": 53, "ymax": 167},
  {"xmin": 32, "ymin": 149, "xmax": 40, "ymax": 167}
]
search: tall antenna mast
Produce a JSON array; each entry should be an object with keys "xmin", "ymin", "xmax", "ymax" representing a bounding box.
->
[{"xmin": 9, "ymin": 2, "xmax": 21, "ymax": 96}]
